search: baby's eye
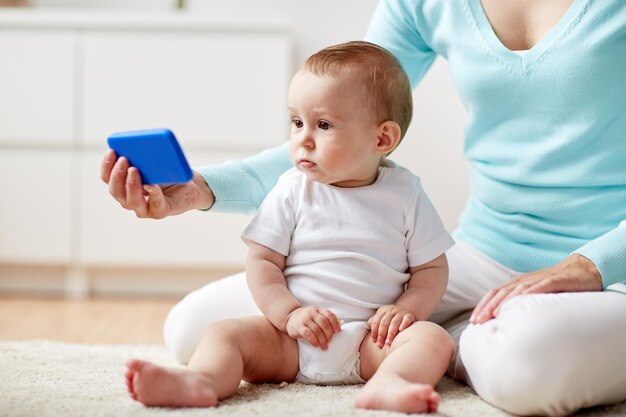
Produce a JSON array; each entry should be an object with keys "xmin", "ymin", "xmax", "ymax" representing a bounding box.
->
[
  {"xmin": 318, "ymin": 120, "xmax": 332, "ymax": 130},
  {"xmin": 291, "ymin": 119, "xmax": 303, "ymax": 129}
]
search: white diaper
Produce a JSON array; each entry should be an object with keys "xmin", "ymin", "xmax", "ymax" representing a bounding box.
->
[{"xmin": 296, "ymin": 321, "xmax": 369, "ymax": 385}]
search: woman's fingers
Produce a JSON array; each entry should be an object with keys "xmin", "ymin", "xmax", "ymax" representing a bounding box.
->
[
  {"xmin": 492, "ymin": 283, "xmax": 532, "ymax": 317},
  {"xmin": 471, "ymin": 286, "xmax": 512, "ymax": 324},
  {"xmin": 100, "ymin": 149, "xmax": 117, "ymax": 184},
  {"xmin": 108, "ymin": 156, "xmax": 130, "ymax": 205},
  {"xmin": 144, "ymin": 185, "xmax": 168, "ymax": 219},
  {"xmin": 470, "ymin": 288, "xmax": 497, "ymax": 324},
  {"xmin": 471, "ymin": 255, "xmax": 603, "ymax": 325},
  {"xmin": 473, "ymin": 287, "xmax": 497, "ymax": 314},
  {"xmin": 102, "ymin": 150, "xmax": 174, "ymax": 219},
  {"xmin": 125, "ymin": 167, "xmax": 148, "ymax": 217},
  {"xmin": 471, "ymin": 276, "xmax": 548, "ymax": 323}
]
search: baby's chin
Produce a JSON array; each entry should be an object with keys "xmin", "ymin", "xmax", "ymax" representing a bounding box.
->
[
  {"xmin": 294, "ymin": 167, "xmax": 332, "ymax": 184},
  {"xmin": 293, "ymin": 165, "xmax": 361, "ymax": 187},
  {"xmin": 300, "ymin": 170, "xmax": 327, "ymax": 183}
]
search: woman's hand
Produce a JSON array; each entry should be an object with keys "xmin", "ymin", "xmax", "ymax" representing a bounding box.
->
[
  {"xmin": 100, "ymin": 149, "xmax": 214, "ymax": 219},
  {"xmin": 286, "ymin": 306, "xmax": 342, "ymax": 350},
  {"xmin": 470, "ymin": 254, "xmax": 602, "ymax": 324},
  {"xmin": 368, "ymin": 305, "xmax": 416, "ymax": 348}
]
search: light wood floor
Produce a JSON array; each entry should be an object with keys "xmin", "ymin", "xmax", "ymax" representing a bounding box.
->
[{"xmin": 0, "ymin": 294, "xmax": 179, "ymax": 344}]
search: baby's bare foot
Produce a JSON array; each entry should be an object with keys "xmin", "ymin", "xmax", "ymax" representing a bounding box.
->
[
  {"xmin": 125, "ymin": 359, "xmax": 218, "ymax": 407},
  {"xmin": 355, "ymin": 374, "xmax": 440, "ymax": 414}
]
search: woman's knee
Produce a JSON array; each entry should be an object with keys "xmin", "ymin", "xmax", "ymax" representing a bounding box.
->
[
  {"xmin": 163, "ymin": 272, "xmax": 258, "ymax": 364},
  {"xmin": 460, "ymin": 293, "xmax": 626, "ymax": 416},
  {"xmin": 163, "ymin": 291, "xmax": 210, "ymax": 364},
  {"xmin": 460, "ymin": 316, "xmax": 555, "ymax": 414}
]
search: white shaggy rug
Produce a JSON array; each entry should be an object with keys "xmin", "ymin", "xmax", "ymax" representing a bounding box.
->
[{"xmin": 1, "ymin": 340, "xmax": 624, "ymax": 417}]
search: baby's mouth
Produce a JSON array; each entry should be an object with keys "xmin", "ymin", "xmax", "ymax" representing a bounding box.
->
[{"xmin": 298, "ymin": 158, "xmax": 317, "ymax": 169}]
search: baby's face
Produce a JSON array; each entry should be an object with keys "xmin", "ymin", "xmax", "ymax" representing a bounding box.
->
[{"xmin": 287, "ymin": 70, "xmax": 383, "ymax": 188}]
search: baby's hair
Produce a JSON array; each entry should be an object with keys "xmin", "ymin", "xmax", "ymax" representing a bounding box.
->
[{"xmin": 302, "ymin": 41, "xmax": 413, "ymax": 145}]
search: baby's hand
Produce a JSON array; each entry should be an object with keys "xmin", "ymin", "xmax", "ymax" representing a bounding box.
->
[
  {"xmin": 368, "ymin": 305, "xmax": 416, "ymax": 348},
  {"xmin": 286, "ymin": 306, "xmax": 342, "ymax": 350}
]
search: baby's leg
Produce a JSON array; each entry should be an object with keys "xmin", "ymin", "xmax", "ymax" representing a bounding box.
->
[
  {"xmin": 126, "ymin": 316, "xmax": 299, "ymax": 407},
  {"xmin": 355, "ymin": 321, "xmax": 454, "ymax": 414}
]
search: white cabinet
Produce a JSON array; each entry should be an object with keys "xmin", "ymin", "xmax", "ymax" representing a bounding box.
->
[
  {"xmin": 0, "ymin": 30, "xmax": 74, "ymax": 145},
  {"xmin": 0, "ymin": 10, "xmax": 292, "ymax": 295},
  {"xmin": 81, "ymin": 32, "xmax": 290, "ymax": 150},
  {"xmin": 0, "ymin": 150, "xmax": 74, "ymax": 263},
  {"xmin": 79, "ymin": 151, "xmax": 251, "ymax": 267}
]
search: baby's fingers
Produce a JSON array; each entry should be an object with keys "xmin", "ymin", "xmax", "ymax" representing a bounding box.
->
[
  {"xmin": 312, "ymin": 314, "xmax": 335, "ymax": 348},
  {"xmin": 297, "ymin": 325, "xmax": 322, "ymax": 349},
  {"xmin": 383, "ymin": 314, "xmax": 417, "ymax": 346},
  {"xmin": 398, "ymin": 314, "xmax": 415, "ymax": 332},
  {"xmin": 304, "ymin": 322, "xmax": 330, "ymax": 350},
  {"xmin": 375, "ymin": 312, "xmax": 394, "ymax": 348},
  {"xmin": 368, "ymin": 313, "xmax": 383, "ymax": 345},
  {"xmin": 384, "ymin": 316, "xmax": 404, "ymax": 346},
  {"xmin": 318, "ymin": 308, "xmax": 342, "ymax": 334}
]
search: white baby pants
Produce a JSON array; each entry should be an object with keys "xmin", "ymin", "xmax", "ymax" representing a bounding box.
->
[{"xmin": 163, "ymin": 241, "xmax": 626, "ymax": 416}]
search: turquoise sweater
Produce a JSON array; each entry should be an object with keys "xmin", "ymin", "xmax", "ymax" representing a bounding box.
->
[{"xmin": 197, "ymin": 0, "xmax": 626, "ymax": 288}]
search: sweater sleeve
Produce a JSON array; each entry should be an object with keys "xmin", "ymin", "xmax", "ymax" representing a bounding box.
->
[
  {"xmin": 573, "ymin": 220, "xmax": 626, "ymax": 288},
  {"xmin": 364, "ymin": 0, "xmax": 437, "ymax": 88},
  {"xmin": 194, "ymin": 141, "xmax": 292, "ymax": 214}
]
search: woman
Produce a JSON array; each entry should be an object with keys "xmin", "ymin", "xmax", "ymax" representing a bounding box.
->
[{"xmin": 101, "ymin": 1, "xmax": 626, "ymax": 415}]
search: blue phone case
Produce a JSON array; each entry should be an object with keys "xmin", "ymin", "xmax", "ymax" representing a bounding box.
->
[{"xmin": 107, "ymin": 128, "xmax": 193, "ymax": 185}]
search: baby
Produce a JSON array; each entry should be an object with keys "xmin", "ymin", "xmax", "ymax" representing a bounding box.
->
[{"xmin": 126, "ymin": 41, "xmax": 455, "ymax": 414}]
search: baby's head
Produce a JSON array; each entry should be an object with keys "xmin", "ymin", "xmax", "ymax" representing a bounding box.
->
[
  {"xmin": 301, "ymin": 41, "xmax": 413, "ymax": 145},
  {"xmin": 288, "ymin": 41, "xmax": 413, "ymax": 187}
]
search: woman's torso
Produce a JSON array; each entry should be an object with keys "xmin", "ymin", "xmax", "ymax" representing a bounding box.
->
[{"xmin": 366, "ymin": 0, "xmax": 626, "ymax": 273}]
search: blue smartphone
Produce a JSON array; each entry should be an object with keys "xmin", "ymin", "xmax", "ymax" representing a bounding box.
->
[{"xmin": 107, "ymin": 128, "xmax": 193, "ymax": 185}]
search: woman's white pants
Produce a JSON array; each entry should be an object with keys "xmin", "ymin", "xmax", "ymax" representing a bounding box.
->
[{"xmin": 163, "ymin": 241, "xmax": 626, "ymax": 416}]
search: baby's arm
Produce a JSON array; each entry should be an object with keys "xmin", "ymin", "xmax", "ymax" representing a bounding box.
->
[
  {"xmin": 368, "ymin": 254, "xmax": 448, "ymax": 348},
  {"xmin": 245, "ymin": 239, "xmax": 341, "ymax": 350}
]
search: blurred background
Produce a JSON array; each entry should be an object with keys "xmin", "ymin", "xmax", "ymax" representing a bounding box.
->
[{"xmin": 0, "ymin": 0, "xmax": 468, "ymax": 342}]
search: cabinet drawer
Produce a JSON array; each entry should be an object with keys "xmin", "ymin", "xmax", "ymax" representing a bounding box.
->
[
  {"xmin": 0, "ymin": 149, "xmax": 73, "ymax": 263},
  {"xmin": 0, "ymin": 30, "xmax": 74, "ymax": 145}
]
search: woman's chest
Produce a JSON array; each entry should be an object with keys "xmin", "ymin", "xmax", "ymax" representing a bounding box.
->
[{"xmin": 479, "ymin": 0, "xmax": 574, "ymax": 50}]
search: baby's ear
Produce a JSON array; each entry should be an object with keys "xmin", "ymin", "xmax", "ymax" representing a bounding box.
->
[{"xmin": 375, "ymin": 121, "xmax": 402, "ymax": 154}]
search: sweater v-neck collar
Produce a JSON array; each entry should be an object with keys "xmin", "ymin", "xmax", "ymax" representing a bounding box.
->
[{"xmin": 466, "ymin": 0, "xmax": 588, "ymax": 71}]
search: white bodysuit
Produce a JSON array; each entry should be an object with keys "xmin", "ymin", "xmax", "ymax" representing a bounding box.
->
[{"xmin": 241, "ymin": 165, "xmax": 454, "ymax": 384}]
